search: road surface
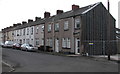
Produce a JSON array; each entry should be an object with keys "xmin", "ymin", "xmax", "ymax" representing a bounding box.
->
[{"xmin": 2, "ymin": 47, "xmax": 119, "ymax": 72}]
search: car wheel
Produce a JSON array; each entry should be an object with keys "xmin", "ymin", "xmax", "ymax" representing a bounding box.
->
[
  {"xmin": 26, "ymin": 48, "xmax": 28, "ymax": 51},
  {"xmin": 21, "ymin": 48, "xmax": 23, "ymax": 51}
]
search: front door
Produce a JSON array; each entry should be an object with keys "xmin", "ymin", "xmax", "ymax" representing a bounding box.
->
[
  {"xmin": 75, "ymin": 38, "xmax": 80, "ymax": 54},
  {"xmin": 55, "ymin": 38, "xmax": 59, "ymax": 52}
]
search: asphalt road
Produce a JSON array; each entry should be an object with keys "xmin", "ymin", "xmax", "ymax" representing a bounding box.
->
[{"xmin": 2, "ymin": 47, "xmax": 119, "ymax": 72}]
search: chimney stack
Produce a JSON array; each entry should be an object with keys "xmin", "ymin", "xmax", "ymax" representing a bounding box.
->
[
  {"xmin": 28, "ymin": 19, "xmax": 33, "ymax": 23},
  {"xmin": 44, "ymin": 12, "xmax": 50, "ymax": 18},
  {"xmin": 56, "ymin": 10, "xmax": 63, "ymax": 15},
  {"xmin": 13, "ymin": 24, "xmax": 18, "ymax": 27},
  {"xmin": 72, "ymin": 4, "xmax": 79, "ymax": 10},
  {"xmin": 17, "ymin": 23, "xmax": 21, "ymax": 26},
  {"xmin": 22, "ymin": 21, "xmax": 27, "ymax": 24},
  {"xmin": 35, "ymin": 17, "xmax": 41, "ymax": 21}
]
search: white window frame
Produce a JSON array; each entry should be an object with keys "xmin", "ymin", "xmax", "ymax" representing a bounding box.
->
[
  {"xmin": 62, "ymin": 38, "xmax": 71, "ymax": 48},
  {"xmin": 35, "ymin": 38, "xmax": 39, "ymax": 45},
  {"xmin": 48, "ymin": 24, "xmax": 51, "ymax": 32},
  {"xmin": 41, "ymin": 38, "xmax": 44, "ymax": 45},
  {"xmin": 49, "ymin": 38, "xmax": 53, "ymax": 47},
  {"xmin": 46, "ymin": 38, "xmax": 49, "ymax": 46},
  {"xmin": 75, "ymin": 18, "xmax": 80, "ymax": 29},
  {"xmin": 55, "ymin": 23, "xmax": 59, "ymax": 31},
  {"xmin": 27, "ymin": 28, "xmax": 29, "ymax": 35},
  {"xmin": 67, "ymin": 38, "xmax": 71, "ymax": 48},
  {"xmin": 36, "ymin": 26, "xmax": 39, "ymax": 33},
  {"xmin": 64, "ymin": 21, "xmax": 69, "ymax": 30},
  {"xmin": 31, "ymin": 27, "xmax": 33, "ymax": 35},
  {"xmin": 23, "ymin": 28, "xmax": 25, "ymax": 35},
  {"xmin": 62, "ymin": 38, "xmax": 66, "ymax": 48}
]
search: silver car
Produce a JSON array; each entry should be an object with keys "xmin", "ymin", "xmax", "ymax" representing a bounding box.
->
[{"xmin": 21, "ymin": 44, "xmax": 37, "ymax": 51}]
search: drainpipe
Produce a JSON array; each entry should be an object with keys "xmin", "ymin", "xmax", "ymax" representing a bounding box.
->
[
  {"xmin": 73, "ymin": 15, "xmax": 76, "ymax": 54},
  {"xmin": 53, "ymin": 18, "xmax": 55, "ymax": 52},
  {"xmin": 44, "ymin": 23, "xmax": 46, "ymax": 51}
]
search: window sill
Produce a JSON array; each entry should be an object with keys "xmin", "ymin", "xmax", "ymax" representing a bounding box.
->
[
  {"xmin": 75, "ymin": 28, "xmax": 80, "ymax": 30},
  {"xmin": 62, "ymin": 47, "xmax": 71, "ymax": 49},
  {"xmin": 55, "ymin": 30, "xmax": 59, "ymax": 32},
  {"xmin": 64, "ymin": 29, "xmax": 69, "ymax": 31},
  {"xmin": 48, "ymin": 31, "xmax": 51, "ymax": 33}
]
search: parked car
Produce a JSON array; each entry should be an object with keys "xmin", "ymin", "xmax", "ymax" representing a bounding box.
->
[
  {"xmin": 21, "ymin": 44, "xmax": 37, "ymax": 51},
  {"xmin": 13, "ymin": 43, "xmax": 22, "ymax": 49},
  {"xmin": 0, "ymin": 43, "xmax": 4, "ymax": 47},
  {"xmin": 3, "ymin": 41, "xmax": 14, "ymax": 48}
]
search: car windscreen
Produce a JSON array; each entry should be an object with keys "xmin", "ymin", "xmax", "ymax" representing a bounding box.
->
[{"xmin": 29, "ymin": 44, "xmax": 33, "ymax": 47}]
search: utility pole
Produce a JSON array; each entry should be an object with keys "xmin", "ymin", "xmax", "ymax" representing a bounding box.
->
[{"xmin": 108, "ymin": 0, "xmax": 110, "ymax": 60}]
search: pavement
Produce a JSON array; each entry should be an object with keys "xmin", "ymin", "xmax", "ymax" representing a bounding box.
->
[
  {"xmin": 92, "ymin": 54, "xmax": 120, "ymax": 61},
  {"xmin": 40, "ymin": 50, "xmax": 120, "ymax": 62},
  {"xmin": 67, "ymin": 54, "xmax": 120, "ymax": 63}
]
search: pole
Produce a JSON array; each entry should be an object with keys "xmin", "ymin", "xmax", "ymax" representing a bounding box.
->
[
  {"xmin": 108, "ymin": 0, "xmax": 110, "ymax": 12},
  {"xmin": 108, "ymin": 0, "xmax": 110, "ymax": 60},
  {"xmin": 103, "ymin": 41, "xmax": 105, "ymax": 57}
]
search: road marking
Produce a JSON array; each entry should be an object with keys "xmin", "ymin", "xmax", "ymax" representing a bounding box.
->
[{"xmin": 2, "ymin": 61, "xmax": 15, "ymax": 72}]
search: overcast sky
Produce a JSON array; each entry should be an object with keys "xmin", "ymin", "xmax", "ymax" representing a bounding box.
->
[{"xmin": 0, "ymin": 0, "xmax": 119, "ymax": 31}]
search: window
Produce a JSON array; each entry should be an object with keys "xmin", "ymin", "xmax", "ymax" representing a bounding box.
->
[
  {"xmin": 48, "ymin": 24, "xmax": 51, "ymax": 32},
  {"xmin": 20, "ymin": 29, "xmax": 22, "ymax": 36},
  {"xmin": 62, "ymin": 38, "xmax": 66, "ymax": 48},
  {"xmin": 14, "ymin": 31, "xmax": 16, "ymax": 37},
  {"xmin": 36, "ymin": 38, "xmax": 39, "ymax": 45},
  {"xmin": 41, "ymin": 38, "xmax": 44, "ymax": 45},
  {"xmin": 49, "ymin": 38, "xmax": 53, "ymax": 47},
  {"xmin": 75, "ymin": 18, "xmax": 80, "ymax": 29},
  {"xmin": 67, "ymin": 38, "xmax": 71, "ymax": 48},
  {"xmin": 46, "ymin": 39, "xmax": 49, "ymax": 46},
  {"xmin": 23, "ymin": 39, "xmax": 25, "ymax": 43},
  {"xmin": 64, "ymin": 21, "xmax": 69, "ymax": 30},
  {"xmin": 12, "ymin": 31, "xmax": 14, "ymax": 36},
  {"xmin": 36, "ymin": 26, "xmax": 39, "ymax": 33},
  {"xmin": 42, "ymin": 25, "xmax": 44, "ymax": 32},
  {"xmin": 17, "ymin": 30, "xmax": 19, "ymax": 36},
  {"xmin": 26, "ymin": 39, "xmax": 29, "ymax": 44},
  {"xmin": 116, "ymin": 31, "xmax": 120, "ymax": 34},
  {"xmin": 23, "ymin": 28, "xmax": 25, "ymax": 35},
  {"xmin": 47, "ymin": 38, "xmax": 52, "ymax": 47},
  {"xmin": 62, "ymin": 38, "xmax": 71, "ymax": 48},
  {"xmin": 27, "ymin": 28, "xmax": 29, "ymax": 35},
  {"xmin": 31, "ymin": 27, "xmax": 33, "ymax": 35},
  {"xmin": 55, "ymin": 23, "xmax": 59, "ymax": 31}
]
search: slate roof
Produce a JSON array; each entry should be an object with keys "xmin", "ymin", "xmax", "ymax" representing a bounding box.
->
[
  {"xmin": 4, "ymin": 2, "xmax": 102, "ymax": 31},
  {"xmin": 44, "ymin": 2, "xmax": 101, "ymax": 22}
]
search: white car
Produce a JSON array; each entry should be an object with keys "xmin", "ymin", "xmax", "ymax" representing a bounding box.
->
[
  {"xmin": 21, "ymin": 44, "xmax": 37, "ymax": 51},
  {"xmin": 3, "ymin": 41, "xmax": 14, "ymax": 48}
]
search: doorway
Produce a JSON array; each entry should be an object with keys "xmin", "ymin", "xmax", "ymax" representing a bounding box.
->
[
  {"xmin": 55, "ymin": 38, "xmax": 59, "ymax": 52},
  {"xmin": 75, "ymin": 38, "xmax": 80, "ymax": 54}
]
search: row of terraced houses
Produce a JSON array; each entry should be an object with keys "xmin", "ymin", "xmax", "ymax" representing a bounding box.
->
[{"xmin": 1, "ymin": 2, "xmax": 118, "ymax": 55}]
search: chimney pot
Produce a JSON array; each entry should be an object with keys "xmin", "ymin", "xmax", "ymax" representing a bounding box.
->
[
  {"xmin": 13, "ymin": 24, "xmax": 18, "ymax": 27},
  {"xmin": 72, "ymin": 4, "xmax": 79, "ymax": 10},
  {"xmin": 17, "ymin": 23, "xmax": 21, "ymax": 26},
  {"xmin": 56, "ymin": 10, "xmax": 63, "ymax": 15},
  {"xmin": 44, "ymin": 12, "xmax": 50, "ymax": 18},
  {"xmin": 22, "ymin": 21, "xmax": 27, "ymax": 24},
  {"xmin": 28, "ymin": 19, "xmax": 33, "ymax": 23},
  {"xmin": 35, "ymin": 17, "xmax": 41, "ymax": 21}
]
